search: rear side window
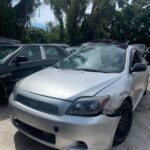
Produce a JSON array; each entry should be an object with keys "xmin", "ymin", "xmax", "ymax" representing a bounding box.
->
[
  {"xmin": 43, "ymin": 46, "xmax": 59, "ymax": 59},
  {"xmin": 18, "ymin": 46, "xmax": 42, "ymax": 61}
]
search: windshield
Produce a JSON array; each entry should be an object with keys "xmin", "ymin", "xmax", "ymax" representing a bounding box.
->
[
  {"xmin": 54, "ymin": 45, "xmax": 126, "ymax": 73},
  {"xmin": 0, "ymin": 46, "xmax": 18, "ymax": 64}
]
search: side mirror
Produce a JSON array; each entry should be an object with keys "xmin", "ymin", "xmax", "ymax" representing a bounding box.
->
[
  {"xmin": 132, "ymin": 63, "xmax": 147, "ymax": 72},
  {"xmin": 15, "ymin": 56, "xmax": 28, "ymax": 63}
]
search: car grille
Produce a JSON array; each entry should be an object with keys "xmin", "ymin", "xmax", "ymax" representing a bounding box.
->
[{"xmin": 16, "ymin": 94, "xmax": 58, "ymax": 115}]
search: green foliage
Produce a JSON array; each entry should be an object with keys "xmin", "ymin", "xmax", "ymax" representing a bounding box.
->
[
  {"xmin": 21, "ymin": 27, "xmax": 50, "ymax": 43},
  {"xmin": 22, "ymin": 25, "xmax": 64, "ymax": 44},
  {"xmin": 111, "ymin": 1, "xmax": 150, "ymax": 45}
]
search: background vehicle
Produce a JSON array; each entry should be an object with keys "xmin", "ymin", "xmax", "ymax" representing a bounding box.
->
[
  {"xmin": 0, "ymin": 44, "xmax": 68, "ymax": 104},
  {"xmin": 50, "ymin": 43, "xmax": 69, "ymax": 49},
  {"xmin": 9, "ymin": 42, "xmax": 149, "ymax": 150},
  {"xmin": 145, "ymin": 47, "xmax": 150, "ymax": 64},
  {"xmin": 65, "ymin": 46, "xmax": 79, "ymax": 54},
  {"xmin": 0, "ymin": 37, "xmax": 20, "ymax": 45}
]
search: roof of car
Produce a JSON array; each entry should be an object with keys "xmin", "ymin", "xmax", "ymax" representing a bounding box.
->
[
  {"xmin": 12, "ymin": 43, "xmax": 69, "ymax": 47},
  {"xmin": 82, "ymin": 40, "xmax": 146, "ymax": 50},
  {"xmin": 82, "ymin": 39, "xmax": 128, "ymax": 49},
  {"xmin": 0, "ymin": 37, "xmax": 20, "ymax": 43}
]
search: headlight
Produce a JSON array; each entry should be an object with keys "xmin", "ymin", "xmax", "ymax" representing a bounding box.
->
[
  {"xmin": 66, "ymin": 96, "xmax": 110, "ymax": 116},
  {"xmin": 13, "ymin": 80, "xmax": 22, "ymax": 99}
]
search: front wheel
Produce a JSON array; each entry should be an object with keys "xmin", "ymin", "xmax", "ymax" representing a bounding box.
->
[{"xmin": 113, "ymin": 101, "xmax": 133, "ymax": 146}]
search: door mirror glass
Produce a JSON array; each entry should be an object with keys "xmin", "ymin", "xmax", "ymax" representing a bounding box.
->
[
  {"xmin": 15, "ymin": 56, "xmax": 28, "ymax": 63},
  {"xmin": 132, "ymin": 63, "xmax": 147, "ymax": 72}
]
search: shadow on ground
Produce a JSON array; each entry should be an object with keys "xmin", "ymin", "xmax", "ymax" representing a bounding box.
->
[{"xmin": 0, "ymin": 103, "xmax": 9, "ymax": 121}]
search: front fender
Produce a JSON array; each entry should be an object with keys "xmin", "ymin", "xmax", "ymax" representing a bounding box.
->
[{"xmin": 95, "ymin": 75, "xmax": 134, "ymax": 111}]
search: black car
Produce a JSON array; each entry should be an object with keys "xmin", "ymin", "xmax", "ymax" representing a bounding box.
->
[
  {"xmin": 51, "ymin": 43, "xmax": 69, "ymax": 49},
  {"xmin": 0, "ymin": 44, "xmax": 69, "ymax": 104}
]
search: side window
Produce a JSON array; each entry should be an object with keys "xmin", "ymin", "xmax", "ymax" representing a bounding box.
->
[
  {"xmin": 18, "ymin": 46, "xmax": 42, "ymax": 62},
  {"xmin": 131, "ymin": 51, "xmax": 141, "ymax": 68},
  {"xmin": 43, "ymin": 46, "xmax": 59, "ymax": 59}
]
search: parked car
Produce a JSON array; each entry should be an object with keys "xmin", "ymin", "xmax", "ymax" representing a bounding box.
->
[
  {"xmin": 0, "ymin": 44, "xmax": 68, "ymax": 104},
  {"xmin": 9, "ymin": 43, "xmax": 149, "ymax": 150},
  {"xmin": 145, "ymin": 47, "xmax": 150, "ymax": 64},
  {"xmin": 0, "ymin": 37, "xmax": 20, "ymax": 45},
  {"xmin": 51, "ymin": 43, "xmax": 69, "ymax": 49},
  {"xmin": 65, "ymin": 46, "xmax": 79, "ymax": 54}
]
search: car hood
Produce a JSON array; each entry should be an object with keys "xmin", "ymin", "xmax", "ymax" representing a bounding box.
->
[{"xmin": 19, "ymin": 68, "xmax": 121, "ymax": 101}]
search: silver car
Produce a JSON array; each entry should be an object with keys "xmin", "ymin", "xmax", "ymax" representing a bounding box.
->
[{"xmin": 9, "ymin": 43, "xmax": 149, "ymax": 150}]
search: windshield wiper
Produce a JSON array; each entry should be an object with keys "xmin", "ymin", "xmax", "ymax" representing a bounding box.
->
[
  {"xmin": 75, "ymin": 68, "xmax": 108, "ymax": 73},
  {"xmin": 52, "ymin": 65, "xmax": 60, "ymax": 69}
]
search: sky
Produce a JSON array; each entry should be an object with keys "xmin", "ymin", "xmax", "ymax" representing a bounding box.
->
[{"xmin": 31, "ymin": 4, "xmax": 56, "ymax": 29}]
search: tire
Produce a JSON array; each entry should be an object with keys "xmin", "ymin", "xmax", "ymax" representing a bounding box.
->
[
  {"xmin": 0, "ymin": 88, "xmax": 5, "ymax": 105},
  {"xmin": 113, "ymin": 101, "xmax": 133, "ymax": 146}
]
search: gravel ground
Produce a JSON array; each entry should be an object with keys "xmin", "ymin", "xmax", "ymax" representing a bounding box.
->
[{"xmin": 0, "ymin": 82, "xmax": 150, "ymax": 150}]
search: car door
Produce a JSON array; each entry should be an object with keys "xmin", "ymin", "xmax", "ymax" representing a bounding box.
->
[
  {"xmin": 10, "ymin": 46, "xmax": 43, "ymax": 83},
  {"xmin": 138, "ymin": 51, "xmax": 149, "ymax": 93},
  {"xmin": 42, "ymin": 46, "xmax": 65, "ymax": 68},
  {"xmin": 131, "ymin": 50, "xmax": 146, "ymax": 106}
]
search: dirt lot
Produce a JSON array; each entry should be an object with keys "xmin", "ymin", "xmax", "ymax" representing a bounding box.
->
[{"xmin": 0, "ymin": 83, "xmax": 150, "ymax": 150}]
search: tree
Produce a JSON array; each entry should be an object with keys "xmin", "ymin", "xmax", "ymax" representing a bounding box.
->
[
  {"xmin": 44, "ymin": 0, "xmax": 89, "ymax": 45},
  {"xmin": 110, "ymin": 0, "xmax": 150, "ymax": 45},
  {"xmin": 66, "ymin": 0, "xmax": 89, "ymax": 45},
  {"xmin": 0, "ymin": 0, "xmax": 16, "ymax": 38},
  {"xmin": 14, "ymin": 0, "xmax": 41, "ymax": 39},
  {"xmin": 45, "ymin": 0, "xmax": 132, "ymax": 45},
  {"xmin": 22, "ymin": 27, "xmax": 51, "ymax": 43},
  {"xmin": 45, "ymin": 0, "xmax": 67, "ymax": 42},
  {"xmin": 0, "ymin": 0, "xmax": 41, "ymax": 40}
]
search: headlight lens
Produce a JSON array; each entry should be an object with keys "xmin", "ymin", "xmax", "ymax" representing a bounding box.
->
[{"xmin": 66, "ymin": 96, "xmax": 110, "ymax": 116}]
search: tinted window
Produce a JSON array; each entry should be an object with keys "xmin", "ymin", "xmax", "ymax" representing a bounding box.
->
[
  {"xmin": 43, "ymin": 46, "xmax": 59, "ymax": 59},
  {"xmin": 18, "ymin": 46, "xmax": 42, "ymax": 61},
  {"xmin": 54, "ymin": 45, "xmax": 126, "ymax": 73}
]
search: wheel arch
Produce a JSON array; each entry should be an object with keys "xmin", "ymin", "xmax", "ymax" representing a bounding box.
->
[
  {"xmin": 108, "ymin": 96, "xmax": 133, "ymax": 117},
  {"xmin": 123, "ymin": 96, "xmax": 133, "ymax": 108}
]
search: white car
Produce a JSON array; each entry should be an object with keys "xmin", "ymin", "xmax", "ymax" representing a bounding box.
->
[{"xmin": 9, "ymin": 43, "xmax": 149, "ymax": 150}]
